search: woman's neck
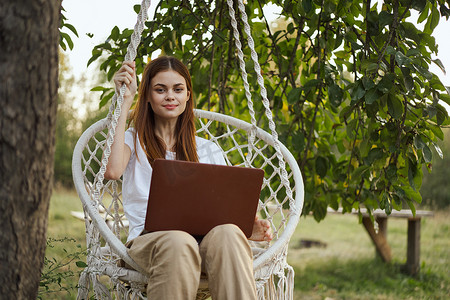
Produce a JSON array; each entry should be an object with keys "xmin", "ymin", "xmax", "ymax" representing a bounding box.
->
[{"xmin": 154, "ymin": 118, "xmax": 178, "ymax": 151}]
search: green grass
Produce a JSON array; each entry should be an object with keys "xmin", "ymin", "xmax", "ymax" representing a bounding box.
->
[
  {"xmin": 39, "ymin": 188, "xmax": 86, "ymax": 299},
  {"xmin": 42, "ymin": 189, "xmax": 450, "ymax": 299},
  {"xmin": 289, "ymin": 212, "xmax": 450, "ymax": 299}
]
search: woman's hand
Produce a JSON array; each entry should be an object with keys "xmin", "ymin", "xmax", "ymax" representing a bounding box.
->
[
  {"xmin": 113, "ymin": 61, "xmax": 137, "ymax": 103},
  {"xmin": 248, "ymin": 216, "xmax": 273, "ymax": 242}
]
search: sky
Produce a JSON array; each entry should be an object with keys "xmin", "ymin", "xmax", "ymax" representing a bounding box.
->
[{"xmin": 63, "ymin": 0, "xmax": 450, "ymax": 101}]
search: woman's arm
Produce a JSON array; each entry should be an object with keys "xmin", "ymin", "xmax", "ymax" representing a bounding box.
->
[{"xmin": 104, "ymin": 61, "xmax": 137, "ymax": 180}]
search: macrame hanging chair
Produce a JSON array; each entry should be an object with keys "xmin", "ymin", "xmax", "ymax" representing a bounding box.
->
[{"xmin": 72, "ymin": 0, "xmax": 305, "ymax": 299}]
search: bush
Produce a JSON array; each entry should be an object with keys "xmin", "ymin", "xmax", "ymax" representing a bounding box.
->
[{"xmin": 38, "ymin": 237, "xmax": 86, "ymax": 299}]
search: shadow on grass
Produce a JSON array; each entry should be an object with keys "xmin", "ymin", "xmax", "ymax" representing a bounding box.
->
[{"xmin": 293, "ymin": 257, "xmax": 448, "ymax": 299}]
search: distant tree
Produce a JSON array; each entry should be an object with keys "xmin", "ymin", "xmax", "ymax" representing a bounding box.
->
[
  {"xmin": 421, "ymin": 128, "xmax": 450, "ymax": 208},
  {"xmin": 0, "ymin": 0, "xmax": 61, "ymax": 298},
  {"xmin": 54, "ymin": 52, "xmax": 79, "ymax": 187},
  {"xmin": 53, "ymin": 52, "xmax": 108, "ymax": 187},
  {"xmin": 90, "ymin": 0, "xmax": 450, "ymax": 220}
]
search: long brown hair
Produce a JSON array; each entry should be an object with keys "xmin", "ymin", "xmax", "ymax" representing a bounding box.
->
[{"xmin": 130, "ymin": 56, "xmax": 198, "ymax": 163}]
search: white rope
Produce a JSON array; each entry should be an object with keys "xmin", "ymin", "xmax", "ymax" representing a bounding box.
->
[
  {"xmin": 226, "ymin": 0, "xmax": 296, "ymax": 212},
  {"xmin": 79, "ymin": 1, "xmax": 299, "ymax": 298},
  {"xmin": 79, "ymin": 1, "xmax": 151, "ymax": 296},
  {"xmin": 225, "ymin": 0, "xmax": 258, "ymax": 166},
  {"xmin": 94, "ymin": 0, "xmax": 151, "ymax": 206}
]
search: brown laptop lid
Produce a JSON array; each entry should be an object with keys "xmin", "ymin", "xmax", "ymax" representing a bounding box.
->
[{"xmin": 144, "ymin": 159, "xmax": 264, "ymax": 238}]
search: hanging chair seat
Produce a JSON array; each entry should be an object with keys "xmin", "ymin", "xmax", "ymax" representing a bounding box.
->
[{"xmin": 72, "ymin": 109, "xmax": 304, "ymax": 299}]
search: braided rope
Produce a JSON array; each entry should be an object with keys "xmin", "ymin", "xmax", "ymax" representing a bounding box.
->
[
  {"xmin": 93, "ymin": 0, "xmax": 151, "ymax": 203},
  {"xmin": 226, "ymin": 0, "xmax": 296, "ymax": 211},
  {"xmin": 225, "ymin": 0, "xmax": 258, "ymax": 166}
]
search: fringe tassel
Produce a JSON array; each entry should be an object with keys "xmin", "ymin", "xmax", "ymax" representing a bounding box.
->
[
  {"xmin": 286, "ymin": 265, "xmax": 295, "ymax": 300},
  {"xmin": 276, "ymin": 273, "xmax": 285, "ymax": 300},
  {"xmin": 257, "ymin": 281, "xmax": 266, "ymax": 300},
  {"xmin": 77, "ymin": 270, "xmax": 90, "ymax": 300},
  {"xmin": 92, "ymin": 273, "xmax": 112, "ymax": 300},
  {"xmin": 257, "ymin": 265, "xmax": 295, "ymax": 300}
]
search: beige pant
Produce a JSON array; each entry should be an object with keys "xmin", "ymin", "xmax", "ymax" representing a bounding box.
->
[{"xmin": 125, "ymin": 224, "xmax": 257, "ymax": 300}]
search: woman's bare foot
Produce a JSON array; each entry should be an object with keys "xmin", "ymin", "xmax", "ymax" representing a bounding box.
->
[{"xmin": 249, "ymin": 216, "xmax": 273, "ymax": 241}]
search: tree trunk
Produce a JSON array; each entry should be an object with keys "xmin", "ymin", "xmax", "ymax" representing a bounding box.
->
[{"xmin": 0, "ymin": 0, "xmax": 61, "ymax": 298}]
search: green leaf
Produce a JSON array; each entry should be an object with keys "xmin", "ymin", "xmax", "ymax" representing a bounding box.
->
[
  {"xmin": 76, "ymin": 261, "xmax": 88, "ymax": 268},
  {"xmin": 403, "ymin": 185, "xmax": 422, "ymax": 203},
  {"xmin": 406, "ymin": 200, "xmax": 417, "ymax": 217},
  {"xmin": 99, "ymin": 91, "xmax": 115, "ymax": 108},
  {"xmin": 302, "ymin": 0, "xmax": 313, "ymax": 13},
  {"xmin": 413, "ymin": 135, "xmax": 426, "ymax": 149},
  {"xmin": 387, "ymin": 94, "xmax": 404, "ymax": 119},
  {"xmin": 64, "ymin": 23, "xmax": 79, "ymax": 37},
  {"xmin": 436, "ymin": 105, "xmax": 448, "ymax": 125},
  {"xmin": 404, "ymin": 75, "xmax": 414, "ymax": 92},
  {"xmin": 408, "ymin": 158, "xmax": 422, "ymax": 191},
  {"xmin": 385, "ymin": 164, "xmax": 398, "ymax": 180},
  {"xmin": 381, "ymin": 192, "xmax": 392, "ymax": 215},
  {"xmin": 422, "ymin": 144, "xmax": 432, "ymax": 163},
  {"xmin": 432, "ymin": 58, "xmax": 446, "ymax": 74},
  {"xmin": 379, "ymin": 11, "xmax": 393, "ymax": 27},
  {"xmin": 414, "ymin": 64, "xmax": 433, "ymax": 80},
  {"xmin": 352, "ymin": 82, "xmax": 365, "ymax": 102},
  {"xmin": 292, "ymin": 132, "xmax": 306, "ymax": 152},
  {"xmin": 315, "ymin": 156, "xmax": 329, "ymax": 178},
  {"xmin": 111, "ymin": 26, "xmax": 120, "ymax": 40},
  {"xmin": 439, "ymin": 92, "xmax": 450, "ymax": 106},
  {"xmin": 303, "ymin": 79, "xmax": 321, "ymax": 93},
  {"xmin": 365, "ymin": 88, "xmax": 379, "ymax": 105},
  {"xmin": 426, "ymin": 122, "xmax": 444, "ymax": 140},
  {"xmin": 365, "ymin": 148, "xmax": 384, "ymax": 165},
  {"xmin": 87, "ymin": 53, "xmax": 102, "ymax": 67},
  {"xmin": 362, "ymin": 77, "xmax": 375, "ymax": 90},
  {"xmin": 287, "ymin": 87, "xmax": 302, "ymax": 104},
  {"xmin": 59, "ymin": 38, "xmax": 67, "ymax": 51},
  {"xmin": 430, "ymin": 5, "xmax": 440, "ymax": 32},
  {"xmin": 352, "ymin": 165, "xmax": 370, "ymax": 179},
  {"xmin": 385, "ymin": 46, "xmax": 396, "ymax": 55},
  {"xmin": 90, "ymin": 86, "xmax": 108, "ymax": 92},
  {"xmin": 395, "ymin": 51, "xmax": 408, "ymax": 66},
  {"xmin": 328, "ymin": 84, "xmax": 344, "ymax": 107},
  {"xmin": 412, "ymin": 0, "xmax": 427, "ymax": 12},
  {"xmin": 60, "ymin": 32, "xmax": 73, "ymax": 50},
  {"xmin": 417, "ymin": 2, "xmax": 429, "ymax": 23},
  {"xmin": 431, "ymin": 141, "xmax": 444, "ymax": 159},
  {"xmin": 377, "ymin": 74, "xmax": 394, "ymax": 93}
]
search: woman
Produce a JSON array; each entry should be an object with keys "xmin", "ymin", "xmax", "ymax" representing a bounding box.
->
[{"xmin": 105, "ymin": 56, "xmax": 272, "ymax": 299}]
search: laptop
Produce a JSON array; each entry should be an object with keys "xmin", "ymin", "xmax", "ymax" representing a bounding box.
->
[{"xmin": 144, "ymin": 159, "xmax": 264, "ymax": 238}]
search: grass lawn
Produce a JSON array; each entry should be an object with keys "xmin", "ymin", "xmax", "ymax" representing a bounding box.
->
[
  {"xmin": 39, "ymin": 188, "xmax": 86, "ymax": 299},
  {"xmin": 289, "ymin": 211, "xmax": 450, "ymax": 299},
  {"xmin": 41, "ymin": 189, "xmax": 449, "ymax": 299}
]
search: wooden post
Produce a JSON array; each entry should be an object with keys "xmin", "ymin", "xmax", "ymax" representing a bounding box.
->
[
  {"xmin": 376, "ymin": 216, "xmax": 388, "ymax": 259},
  {"xmin": 362, "ymin": 216, "xmax": 392, "ymax": 262},
  {"xmin": 405, "ymin": 218, "xmax": 421, "ymax": 275}
]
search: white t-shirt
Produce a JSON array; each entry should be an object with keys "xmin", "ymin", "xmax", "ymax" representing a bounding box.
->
[{"xmin": 123, "ymin": 128, "xmax": 227, "ymax": 241}]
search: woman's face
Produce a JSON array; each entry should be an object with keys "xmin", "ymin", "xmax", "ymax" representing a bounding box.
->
[{"xmin": 148, "ymin": 70, "xmax": 190, "ymax": 122}]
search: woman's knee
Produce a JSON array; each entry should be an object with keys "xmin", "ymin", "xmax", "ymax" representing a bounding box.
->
[
  {"xmin": 205, "ymin": 224, "xmax": 248, "ymax": 247},
  {"xmin": 200, "ymin": 224, "xmax": 253, "ymax": 267},
  {"xmin": 157, "ymin": 230, "xmax": 199, "ymax": 252}
]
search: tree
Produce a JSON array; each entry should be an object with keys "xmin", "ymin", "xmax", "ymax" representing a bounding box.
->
[
  {"xmin": 0, "ymin": 1, "xmax": 61, "ymax": 298},
  {"xmin": 54, "ymin": 52, "xmax": 79, "ymax": 187},
  {"xmin": 420, "ymin": 127, "xmax": 450, "ymax": 208},
  {"xmin": 91, "ymin": 0, "xmax": 450, "ymax": 221}
]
